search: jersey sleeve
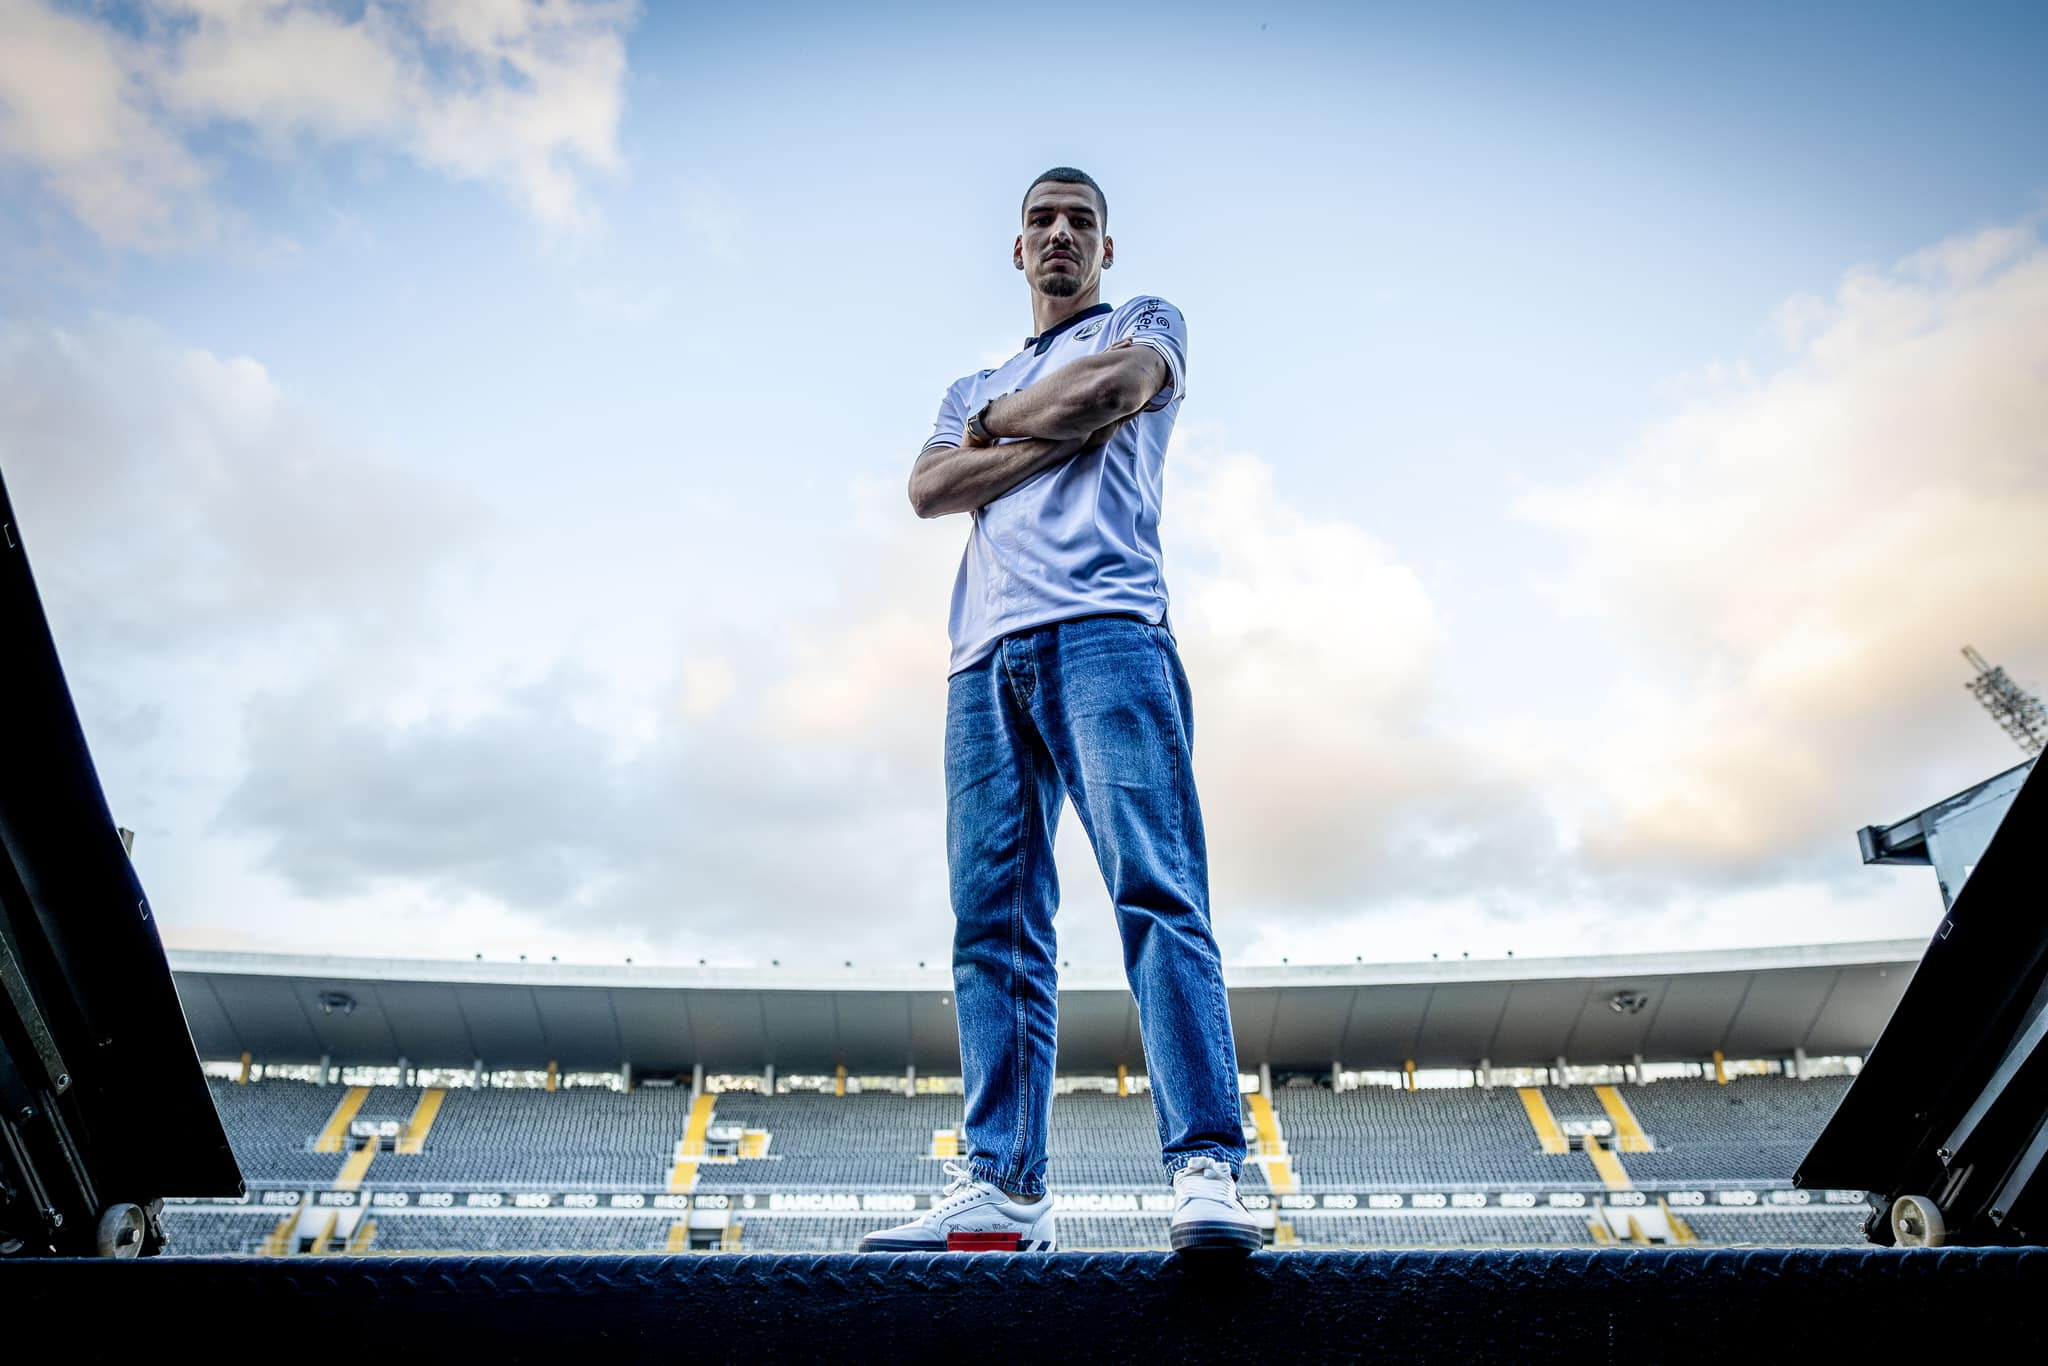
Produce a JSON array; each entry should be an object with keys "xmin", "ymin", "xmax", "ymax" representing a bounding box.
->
[
  {"xmin": 922, "ymin": 377, "xmax": 974, "ymax": 454},
  {"xmin": 1112, "ymin": 297, "xmax": 1187, "ymax": 411}
]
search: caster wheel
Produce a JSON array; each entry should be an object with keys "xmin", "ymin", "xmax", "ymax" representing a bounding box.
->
[
  {"xmin": 95, "ymin": 1203, "xmax": 146, "ymax": 1259},
  {"xmin": 1890, "ymin": 1194, "xmax": 1946, "ymax": 1247}
]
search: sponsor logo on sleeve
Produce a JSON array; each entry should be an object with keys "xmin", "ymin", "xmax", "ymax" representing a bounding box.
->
[{"xmin": 1128, "ymin": 300, "xmax": 1174, "ymax": 333}]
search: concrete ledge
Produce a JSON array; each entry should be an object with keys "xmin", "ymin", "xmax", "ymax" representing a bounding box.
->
[{"xmin": 13, "ymin": 1249, "xmax": 2048, "ymax": 1362}]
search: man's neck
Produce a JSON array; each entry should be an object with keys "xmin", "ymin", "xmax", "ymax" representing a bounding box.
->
[{"xmin": 1032, "ymin": 286, "xmax": 1103, "ymax": 338}]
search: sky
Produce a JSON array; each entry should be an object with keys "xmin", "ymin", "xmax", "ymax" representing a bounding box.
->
[{"xmin": 0, "ymin": 0, "xmax": 2044, "ymax": 979}]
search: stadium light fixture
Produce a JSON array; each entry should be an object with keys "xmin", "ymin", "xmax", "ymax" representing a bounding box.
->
[
  {"xmin": 317, "ymin": 991, "xmax": 356, "ymax": 1017},
  {"xmin": 1609, "ymin": 991, "xmax": 1650, "ymax": 1015}
]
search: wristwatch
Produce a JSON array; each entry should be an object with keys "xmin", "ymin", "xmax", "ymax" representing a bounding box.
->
[{"xmin": 966, "ymin": 397, "xmax": 998, "ymax": 443}]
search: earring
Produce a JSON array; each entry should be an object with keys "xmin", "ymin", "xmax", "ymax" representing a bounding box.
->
[{"xmin": 1103, "ymin": 260, "xmax": 1112, "ymax": 269}]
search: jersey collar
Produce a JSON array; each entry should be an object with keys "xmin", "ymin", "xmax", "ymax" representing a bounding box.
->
[{"xmin": 1024, "ymin": 302, "xmax": 1113, "ymax": 355}]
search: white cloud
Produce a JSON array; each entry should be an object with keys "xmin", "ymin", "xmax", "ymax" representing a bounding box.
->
[
  {"xmin": 0, "ymin": 316, "xmax": 480, "ymax": 656},
  {"xmin": 1167, "ymin": 435, "xmax": 1547, "ymax": 913},
  {"xmin": 0, "ymin": 0, "xmax": 212, "ymax": 246},
  {"xmin": 179, "ymin": 417, "xmax": 1562, "ymax": 970},
  {"xmin": 0, "ymin": 314, "xmax": 503, "ymax": 963},
  {"xmin": 1519, "ymin": 218, "xmax": 2048, "ymax": 877},
  {"xmin": 0, "ymin": 0, "xmax": 637, "ymax": 248}
]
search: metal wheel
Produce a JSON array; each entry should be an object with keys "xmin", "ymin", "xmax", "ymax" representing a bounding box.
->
[
  {"xmin": 94, "ymin": 1203, "xmax": 146, "ymax": 1259},
  {"xmin": 1890, "ymin": 1194, "xmax": 1947, "ymax": 1248}
]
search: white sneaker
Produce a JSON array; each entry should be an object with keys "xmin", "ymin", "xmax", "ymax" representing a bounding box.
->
[
  {"xmin": 859, "ymin": 1161, "xmax": 1056, "ymax": 1252},
  {"xmin": 1169, "ymin": 1155, "xmax": 1261, "ymax": 1255}
]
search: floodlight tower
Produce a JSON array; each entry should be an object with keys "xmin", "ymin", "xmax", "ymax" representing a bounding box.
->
[{"xmin": 1963, "ymin": 646, "xmax": 2047, "ymax": 757}]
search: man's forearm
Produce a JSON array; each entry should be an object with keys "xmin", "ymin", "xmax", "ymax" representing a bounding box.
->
[
  {"xmin": 908, "ymin": 436, "xmax": 1086, "ymax": 518},
  {"xmin": 981, "ymin": 347, "xmax": 1164, "ymax": 442}
]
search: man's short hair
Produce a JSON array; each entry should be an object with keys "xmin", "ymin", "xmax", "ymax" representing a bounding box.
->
[{"xmin": 1022, "ymin": 167, "xmax": 1107, "ymax": 225}]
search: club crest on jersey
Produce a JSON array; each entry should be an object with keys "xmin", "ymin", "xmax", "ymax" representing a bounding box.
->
[{"xmin": 1073, "ymin": 320, "xmax": 1105, "ymax": 340}]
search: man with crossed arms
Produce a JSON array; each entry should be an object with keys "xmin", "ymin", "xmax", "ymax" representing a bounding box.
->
[{"xmin": 861, "ymin": 168, "xmax": 1257, "ymax": 1257}]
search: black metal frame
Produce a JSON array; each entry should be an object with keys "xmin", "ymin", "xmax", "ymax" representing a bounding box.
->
[
  {"xmin": 1799, "ymin": 755, "xmax": 2048, "ymax": 1243},
  {"xmin": 0, "ymin": 468, "xmax": 242, "ymax": 1256}
]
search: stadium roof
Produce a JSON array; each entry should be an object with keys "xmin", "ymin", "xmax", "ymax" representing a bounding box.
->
[{"xmin": 168, "ymin": 939, "xmax": 1924, "ymax": 1075}]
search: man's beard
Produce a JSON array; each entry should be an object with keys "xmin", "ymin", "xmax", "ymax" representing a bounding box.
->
[{"xmin": 1039, "ymin": 270, "xmax": 1082, "ymax": 298}]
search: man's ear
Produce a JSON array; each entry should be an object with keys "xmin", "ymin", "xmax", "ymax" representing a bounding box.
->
[
  {"xmin": 1014, "ymin": 234, "xmax": 1025, "ymax": 270},
  {"xmin": 1102, "ymin": 234, "xmax": 1114, "ymax": 270}
]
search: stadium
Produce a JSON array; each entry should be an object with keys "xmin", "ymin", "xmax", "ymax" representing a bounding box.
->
[
  {"xmin": 149, "ymin": 758, "xmax": 2032, "ymax": 1260},
  {"xmin": 160, "ymin": 939, "xmax": 1905, "ymax": 1256}
]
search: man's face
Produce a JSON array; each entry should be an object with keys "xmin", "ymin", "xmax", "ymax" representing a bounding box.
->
[{"xmin": 1015, "ymin": 183, "xmax": 1111, "ymax": 300}]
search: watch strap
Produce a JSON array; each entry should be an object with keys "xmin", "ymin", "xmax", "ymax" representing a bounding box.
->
[{"xmin": 966, "ymin": 398, "xmax": 997, "ymax": 442}]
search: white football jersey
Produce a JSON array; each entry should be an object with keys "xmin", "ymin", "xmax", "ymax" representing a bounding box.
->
[{"xmin": 923, "ymin": 295, "xmax": 1188, "ymax": 676}]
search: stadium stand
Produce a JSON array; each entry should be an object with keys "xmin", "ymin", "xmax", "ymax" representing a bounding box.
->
[
  {"xmin": 1680, "ymin": 1209, "xmax": 1871, "ymax": 1246},
  {"xmin": 735, "ymin": 1216, "xmax": 902, "ymax": 1252},
  {"xmin": 1049, "ymin": 1092, "xmax": 1188, "ymax": 1188},
  {"xmin": 367, "ymin": 1216, "xmax": 675, "ymax": 1253},
  {"xmin": 149, "ymin": 1205, "xmax": 1882, "ymax": 1256},
  {"xmin": 201, "ymin": 1075, "xmax": 1856, "ymax": 1193},
  {"xmin": 395, "ymin": 1085, "xmax": 692, "ymax": 1189},
  {"xmin": 160, "ymin": 1207, "xmax": 286, "ymax": 1256},
  {"xmin": 1288, "ymin": 1214, "xmax": 1597, "ymax": 1248},
  {"xmin": 177, "ymin": 1071, "xmax": 1873, "ymax": 1253},
  {"xmin": 697, "ymin": 1089, "xmax": 1226, "ymax": 1191},
  {"xmin": 1614, "ymin": 1076, "xmax": 1854, "ymax": 1185},
  {"xmin": 692, "ymin": 1092, "xmax": 963, "ymax": 1191},
  {"xmin": 203, "ymin": 1077, "xmax": 350, "ymax": 1186},
  {"xmin": 1271, "ymin": 1085, "xmax": 1603, "ymax": 1188},
  {"xmin": 725, "ymin": 1213, "xmax": 1516, "ymax": 1251},
  {"xmin": 1059, "ymin": 1215, "xmax": 1173, "ymax": 1249}
]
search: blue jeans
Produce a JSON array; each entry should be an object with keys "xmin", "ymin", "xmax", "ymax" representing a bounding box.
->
[{"xmin": 946, "ymin": 611, "xmax": 1246, "ymax": 1196}]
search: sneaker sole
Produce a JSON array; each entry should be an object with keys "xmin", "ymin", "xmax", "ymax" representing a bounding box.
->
[
  {"xmin": 1170, "ymin": 1221, "xmax": 1261, "ymax": 1255},
  {"xmin": 858, "ymin": 1237, "xmax": 1056, "ymax": 1253}
]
